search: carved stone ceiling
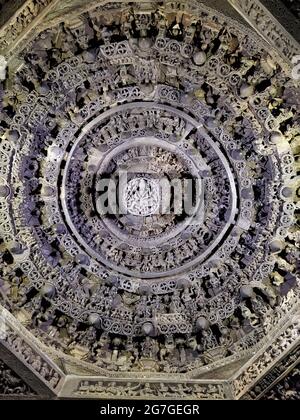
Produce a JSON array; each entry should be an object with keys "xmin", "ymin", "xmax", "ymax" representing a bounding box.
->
[{"xmin": 0, "ymin": 0, "xmax": 299, "ymax": 400}]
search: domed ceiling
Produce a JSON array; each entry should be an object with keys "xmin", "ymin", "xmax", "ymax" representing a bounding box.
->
[{"xmin": 0, "ymin": 0, "xmax": 299, "ymax": 400}]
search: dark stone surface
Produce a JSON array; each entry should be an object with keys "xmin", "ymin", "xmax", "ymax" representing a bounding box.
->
[
  {"xmin": 260, "ymin": 0, "xmax": 300, "ymax": 41},
  {"xmin": 0, "ymin": 0, "xmax": 27, "ymax": 28},
  {"xmin": 280, "ymin": 0, "xmax": 300, "ymax": 20},
  {"xmin": 0, "ymin": 359, "xmax": 36, "ymax": 397},
  {"xmin": 263, "ymin": 363, "xmax": 300, "ymax": 400}
]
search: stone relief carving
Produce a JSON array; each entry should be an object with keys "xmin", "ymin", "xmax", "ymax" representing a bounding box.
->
[
  {"xmin": 0, "ymin": 0, "xmax": 60, "ymax": 61},
  {"xmin": 233, "ymin": 317, "xmax": 300, "ymax": 399},
  {"xmin": 229, "ymin": 0, "xmax": 300, "ymax": 63},
  {"xmin": 74, "ymin": 379, "xmax": 226, "ymax": 399},
  {"xmin": 263, "ymin": 363, "xmax": 300, "ymax": 400},
  {"xmin": 0, "ymin": 359, "xmax": 36, "ymax": 397},
  {"xmin": 0, "ymin": 308, "xmax": 63, "ymax": 392},
  {"xmin": 242, "ymin": 343, "xmax": 300, "ymax": 400},
  {"xmin": 0, "ymin": 0, "xmax": 299, "ymax": 399},
  {"xmin": 0, "ymin": 0, "xmax": 54, "ymax": 52}
]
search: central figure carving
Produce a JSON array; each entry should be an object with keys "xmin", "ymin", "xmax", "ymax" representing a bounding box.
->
[{"xmin": 124, "ymin": 177, "xmax": 160, "ymax": 216}]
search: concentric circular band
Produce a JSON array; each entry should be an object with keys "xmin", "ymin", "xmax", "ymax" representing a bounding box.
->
[{"xmin": 60, "ymin": 102, "xmax": 238, "ymax": 278}]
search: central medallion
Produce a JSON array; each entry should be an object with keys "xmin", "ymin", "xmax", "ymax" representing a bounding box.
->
[
  {"xmin": 60, "ymin": 102, "xmax": 237, "ymax": 277},
  {"xmin": 124, "ymin": 177, "xmax": 160, "ymax": 217}
]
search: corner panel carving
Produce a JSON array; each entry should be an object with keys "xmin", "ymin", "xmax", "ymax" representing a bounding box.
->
[
  {"xmin": 0, "ymin": 0, "xmax": 60, "ymax": 57},
  {"xmin": 229, "ymin": 0, "xmax": 300, "ymax": 64}
]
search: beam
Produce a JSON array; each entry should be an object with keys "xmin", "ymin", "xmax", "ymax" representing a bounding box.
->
[{"xmin": 228, "ymin": 0, "xmax": 300, "ymax": 65}]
